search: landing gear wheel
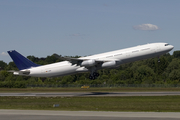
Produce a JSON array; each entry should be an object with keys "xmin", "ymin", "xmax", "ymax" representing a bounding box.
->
[
  {"xmin": 93, "ymin": 72, "xmax": 99, "ymax": 77},
  {"xmin": 89, "ymin": 72, "xmax": 99, "ymax": 80},
  {"xmin": 89, "ymin": 75, "xmax": 95, "ymax": 80}
]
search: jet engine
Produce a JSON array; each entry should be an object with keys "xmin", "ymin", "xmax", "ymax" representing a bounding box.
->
[
  {"xmin": 81, "ymin": 59, "xmax": 96, "ymax": 67},
  {"xmin": 101, "ymin": 61, "xmax": 116, "ymax": 68}
]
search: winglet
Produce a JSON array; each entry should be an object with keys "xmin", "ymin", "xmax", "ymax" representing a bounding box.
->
[{"xmin": 7, "ymin": 50, "xmax": 40, "ymax": 70}]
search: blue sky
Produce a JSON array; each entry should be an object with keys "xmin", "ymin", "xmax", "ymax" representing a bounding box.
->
[{"xmin": 1, "ymin": 0, "xmax": 180, "ymax": 63}]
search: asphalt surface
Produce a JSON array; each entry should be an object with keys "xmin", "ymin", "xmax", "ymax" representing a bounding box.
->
[
  {"xmin": 0, "ymin": 91, "xmax": 180, "ymax": 97},
  {"xmin": 0, "ymin": 110, "xmax": 180, "ymax": 120}
]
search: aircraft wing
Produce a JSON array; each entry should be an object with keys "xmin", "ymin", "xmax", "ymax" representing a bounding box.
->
[
  {"xmin": 57, "ymin": 56, "xmax": 120, "ymax": 68},
  {"xmin": 58, "ymin": 56, "xmax": 119, "ymax": 62},
  {"xmin": 56, "ymin": 56, "xmax": 84, "ymax": 65},
  {"xmin": 54, "ymin": 54, "xmax": 121, "ymax": 68}
]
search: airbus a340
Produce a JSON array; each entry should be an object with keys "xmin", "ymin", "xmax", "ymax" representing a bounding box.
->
[{"xmin": 8, "ymin": 42, "xmax": 174, "ymax": 79}]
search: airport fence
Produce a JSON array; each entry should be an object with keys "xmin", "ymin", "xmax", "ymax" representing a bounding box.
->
[{"xmin": 26, "ymin": 84, "xmax": 180, "ymax": 88}]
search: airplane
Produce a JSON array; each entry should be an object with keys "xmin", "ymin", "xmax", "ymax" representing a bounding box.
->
[{"xmin": 7, "ymin": 42, "xmax": 174, "ymax": 80}]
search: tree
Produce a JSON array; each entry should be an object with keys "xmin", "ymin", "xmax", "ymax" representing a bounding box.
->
[
  {"xmin": 169, "ymin": 69, "xmax": 180, "ymax": 81},
  {"xmin": 27, "ymin": 55, "xmax": 39, "ymax": 63},
  {"xmin": 6, "ymin": 62, "xmax": 18, "ymax": 70},
  {"xmin": 0, "ymin": 70, "xmax": 9, "ymax": 81},
  {"xmin": 60, "ymin": 75, "xmax": 74, "ymax": 85},
  {"xmin": 166, "ymin": 58, "xmax": 180, "ymax": 73},
  {"xmin": 45, "ymin": 55, "xmax": 59, "ymax": 64},
  {"xmin": 0, "ymin": 61, "xmax": 7, "ymax": 70},
  {"xmin": 173, "ymin": 51, "xmax": 180, "ymax": 59},
  {"xmin": 2, "ymin": 50, "xmax": 180, "ymax": 87},
  {"xmin": 133, "ymin": 65, "xmax": 155, "ymax": 83},
  {"xmin": 155, "ymin": 56, "xmax": 169, "ymax": 75}
]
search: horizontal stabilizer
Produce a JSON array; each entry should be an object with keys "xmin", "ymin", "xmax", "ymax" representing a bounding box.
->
[
  {"xmin": 8, "ymin": 70, "xmax": 30, "ymax": 75},
  {"xmin": 7, "ymin": 50, "xmax": 40, "ymax": 70}
]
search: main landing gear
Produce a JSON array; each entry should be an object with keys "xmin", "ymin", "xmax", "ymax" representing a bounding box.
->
[{"xmin": 89, "ymin": 72, "xmax": 99, "ymax": 80}]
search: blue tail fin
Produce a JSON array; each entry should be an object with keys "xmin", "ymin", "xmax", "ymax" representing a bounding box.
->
[{"xmin": 7, "ymin": 50, "xmax": 40, "ymax": 70}]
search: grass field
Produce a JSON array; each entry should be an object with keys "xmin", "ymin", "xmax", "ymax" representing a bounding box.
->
[
  {"xmin": 1, "ymin": 96, "xmax": 180, "ymax": 112},
  {"xmin": 1, "ymin": 87, "xmax": 180, "ymax": 92}
]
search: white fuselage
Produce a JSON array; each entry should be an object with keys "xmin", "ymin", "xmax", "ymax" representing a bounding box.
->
[{"xmin": 19, "ymin": 43, "xmax": 174, "ymax": 77}]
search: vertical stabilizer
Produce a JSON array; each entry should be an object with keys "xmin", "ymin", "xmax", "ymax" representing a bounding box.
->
[{"xmin": 7, "ymin": 50, "xmax": 40, "ymax": 70}]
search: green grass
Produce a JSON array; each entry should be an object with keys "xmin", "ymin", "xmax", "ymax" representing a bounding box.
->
[
  {"xmin": 1, "ymin": 96, "xmax": 180, "ymax": 112},
  {"xmin": 1, "ymin": 87, "xmax": 180, "ymax": 92}
]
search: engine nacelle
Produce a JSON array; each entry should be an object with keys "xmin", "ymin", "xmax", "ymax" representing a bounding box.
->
[
  {"xmin": 81, "ymin": 59, "xmax": 96, "ymax": 67},
  {"xmin": 101, "ymin": 61, "xmax": 116, "ymax": 68}
]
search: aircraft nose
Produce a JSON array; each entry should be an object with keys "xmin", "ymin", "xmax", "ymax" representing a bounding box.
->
[{"xmin": 170, "ymin": 45, "xmax": 174, "ymax": 50}]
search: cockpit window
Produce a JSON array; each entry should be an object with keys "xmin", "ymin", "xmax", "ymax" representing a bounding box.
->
[{"xmin": 165, "ymin": 44, "xmax": 169, "ymax": 46}]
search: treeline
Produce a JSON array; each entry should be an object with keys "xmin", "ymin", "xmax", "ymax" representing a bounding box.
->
[{"xmin": 0, "ymin": 51, "xmax": 180, "ymax": 88}]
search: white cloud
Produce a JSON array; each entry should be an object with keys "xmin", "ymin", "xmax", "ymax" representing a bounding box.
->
[
  {"xmin": 133, "ymin": 24, "xmax": 159, "ymax": 31},
  {"xmin": 1, "ymin": 52, "xmax": 8, "ymax": 56}
]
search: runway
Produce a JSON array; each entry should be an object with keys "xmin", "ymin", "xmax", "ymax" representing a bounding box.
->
[
  {"xmin": 1, "ymin": 92, "xmax": 180, "ymax": 120},
  {"xmin": 0, "ymin": 91, "xmax": 180, "ymax": 97},
  {"xmin": 0, "ymin": 109, "xmax": 180, "ymax": 120}
]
